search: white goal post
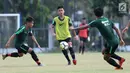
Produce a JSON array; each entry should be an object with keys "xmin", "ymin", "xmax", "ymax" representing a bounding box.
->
[{"xmin": 0, "ymin": 14, "xmax": 20, "ymax": 29}]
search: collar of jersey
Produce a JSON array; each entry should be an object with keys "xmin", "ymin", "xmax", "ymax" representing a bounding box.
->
[{"xmin": 58, "ymin": 16, "xmax": 65, "ymax": 21}]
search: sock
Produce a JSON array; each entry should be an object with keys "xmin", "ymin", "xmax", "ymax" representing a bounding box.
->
[
  {"xmin": 111, "ymin": 54, "xmax": 121, "ymax": 61},
  {"xmin": 30, "ymin": 50, "xmax": 41, "ymax": 65},
  {"xmin": 106, "ymin": 58, "xmax": 120, "ymax": 68},
  {"xmin": 62, "ymin": 50, "xmax": 70, "ymax": 62},
  {"xmin": 82, "ymin": 45, "xmax": 85, "ymax": 54},
  {"xmin": 79, "ymin": 46, "xmax": 82, "ymax": 53},
  {"xmin": 69, "ymin": 47, "xmax": 76, "ymax": 60},
  {"xmin": 6, "ymin": 52, "xmax": 19, "ymax": 57}
]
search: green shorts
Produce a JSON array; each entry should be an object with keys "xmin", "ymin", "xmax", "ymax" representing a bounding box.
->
[{"xmin": 104, "ymin": 42, "xmax": 118, "ymax": 54}]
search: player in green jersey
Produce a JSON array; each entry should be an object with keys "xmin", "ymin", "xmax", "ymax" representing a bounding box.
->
[
  {"xmin": 50, "ymin": 6, "xmax": 78, "ymax": 65},
  {"xmin": 72, "ymin": 8, "xmax": 125, "ymax": 69},
  {"xmin": 2, "ymin": 16, "xmax": 43, "ymax": 66}
]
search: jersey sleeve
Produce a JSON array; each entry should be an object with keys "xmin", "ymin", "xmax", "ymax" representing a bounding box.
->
[
  {"xmin": 68, "ymin": 18, "xmax": 73, "ymax": 26},
  {"xmin": 52, "ymin": 20, "xmax": 56, "ymax": 26},
  {"xmin": 15, "ymin": 26, "xmax": 25, "ymax": 35},
  {"xmin": 28, "ymin": 29, "xmax": 33, "ymax": 36},
  {"xmin": 110, "ymin": 20, "xmax": 114, "ymax": 28},
  {"xmin": 88, "ymin": 20, "xmax": 96, "ymax": 27}
]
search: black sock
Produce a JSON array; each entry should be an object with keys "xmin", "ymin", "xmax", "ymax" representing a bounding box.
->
[
  {"xmin": 82, "ymin": 45, "xmax": 85, "ymax": 54},
  {"xmin": 62, "ymin": 50, "xmax": 70, "ymax": 62},
  {"xmin": 6, "ymin": 52, "xmax": 19, "ymax": 57},
  {"xmin": 30, "ymin": 50, "xmax": 41, "ymax": 65},
  {"xmin": 79, "ymin": 46, "xmax": 82, "ymax": 53},
  {"xmin": 106, "ymin": 58, "xmax": 120, "ymax": 68},
  {"xmin": 111, "ymin": 54, "xmax": 121, "ymax": 61},
  {"xmin": 69, "ymin": 47, "xmax": 76, "ymax": 60}
]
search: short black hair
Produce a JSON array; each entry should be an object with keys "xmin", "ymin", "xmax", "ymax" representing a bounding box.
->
[
  {"xmin": 57, "ymin": 6, "xmax": 64, "ymax": 10},
  {"xmin": 82, "ymin": 17, "xmax": 86, "ymax": 20},
  {"xmin": 26, "ymin": 16, "xmax": 34, "ymax": 22},
  {"xmin": 94, "ymin": 7, "xmax": 103, "ymax": 17}
]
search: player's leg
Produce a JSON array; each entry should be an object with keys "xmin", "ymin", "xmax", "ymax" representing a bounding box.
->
[
  {"xmin": 67, "ymin": 38, "xmax": 76, "ymax": 65},
  {"xmin": 2, "ymin": 46, "xmax": 24, "ymax": 60},
  {"xmin": 59, "ymin": 40, "xmax": 71, "ymax": 65},
  {"xmin": 20, "ymin": 44, "xmax": 42, "ymax": 66},
  {"xmin": 103, "ymin": 43, "xmax": 122, "ymax": 69},
  {"xmin": 62, "ymin": 49, "xmax": 71, "ymax": 65},
  {"xmin": 110, "ymin": 44, "xmax": 125, "ymax": 67},
  {"xmin": 82, "ymin": 38, "xmax": 87, "ymax": 54},
  {"xmin": 103, "ymin": 53, "xmax": 122, "ymax": 69},
  {"xmin": 79, "ymin": 37, "xmax": 83, "ymax": 54}
]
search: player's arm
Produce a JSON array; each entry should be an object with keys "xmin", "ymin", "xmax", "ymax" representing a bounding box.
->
[
  {"xmin": 113, "ymin": 25, "xmax": 125, "ymax": 46},
  {"xmin": 122, "ymin": 21, "xmax": 130, "ymax": 33},
  {"xmin": 29, "ymin": 32, "xmax": 41, "ymax": 48},
  {"xmin": 69, "ymin": 26, "xmax": 77, "ymax": 37},
  {"xmin": 74, "ymin": 25, "xmax": 90, "ymax": 30},
  {"xmin": 5, "ymin": 34, "xmax": 16, "ymax": 48},
  {"xmin": 5, "ymin": 27, "xmax": 24, "ymax": 48},
  {"xmin": 50, "ymin": 20, "xmax": 56, "ymax": 36},
  {"xmin": 74, "ymin": 20, "xmax": 96, "ymax": 30},
  {"xmin": 31, "ymin": 36, "xmax": 40, "ymax": 46},
  {"xmin": 68, "ymin": 18, "xmax": 78, "ymax": 40}
]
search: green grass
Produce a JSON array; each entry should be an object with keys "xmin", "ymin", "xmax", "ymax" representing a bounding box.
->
[{"xmin": 0, "ymin": 52, "xmax": 130, "ymax": 73}]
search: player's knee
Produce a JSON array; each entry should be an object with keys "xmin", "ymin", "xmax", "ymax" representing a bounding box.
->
[
  {"xmin": 18, "ymin": 53, "xmax": 23, "ymax": 57},
  {"xmin": 80, "ymin": 41, "xmax": 83, "ymax": 46},
  {"xmin": 68, "ymin": 42, "xmax": 72, "ymax": 47},
  {"xmin": 103, "ymin": 54, "xmax": 110, "ymax": 61},
  {"xmin": 102, "ymin": 48, "xmax": 106, "ymax": 55},
  {"xmin": 28, "ymin": 48, "xmax": 33, "ymax": 53}
]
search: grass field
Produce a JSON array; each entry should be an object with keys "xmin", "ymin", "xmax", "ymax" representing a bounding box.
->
[{"xmin": 0, "ymin": 52, "xmax": 130, "ymax": 73}]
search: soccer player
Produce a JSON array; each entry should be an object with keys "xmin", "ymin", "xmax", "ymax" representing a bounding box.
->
[
  {"xmin": 50, "ymin": 6, "xmax": 78, "ymax": 65},
  {"xmin": 2, "ymin": 16, "xmax": 42, "ymax": 66},
  {"xmin": 72, "ymin": 8, "xmax": 125, "ymax": 69},
  {"xmin": 78, "ymin": 18, "xmax": 89, "ymax": 54}
]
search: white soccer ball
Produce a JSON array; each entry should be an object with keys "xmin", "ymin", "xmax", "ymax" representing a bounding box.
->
[{"xmin": 60, "ymin": 41, "xmax": 69, "ymax": 50}]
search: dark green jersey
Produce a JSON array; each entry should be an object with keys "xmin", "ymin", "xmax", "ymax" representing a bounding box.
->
[
  {"xmin": 15, "ymin": 25, "xmax": 33, "ymax": 45},
  {"xmin": 89, "ymin": 17, "xmax": 119, "ymax": 45}
]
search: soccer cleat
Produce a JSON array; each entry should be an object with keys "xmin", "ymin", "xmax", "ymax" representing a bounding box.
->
[
  {"xmin": 73, "ymin": 59, "xmax": 77, "ymax": 65},
  {"xmin": 115, "ymin": 67, "xmax": 123, "ymax": 70},
  {"xmin": 2, "ymin": 55, "xmax": 7, "ymax": 60},
  {"xmin": 38, "ymin": 63, "xmax": 43, "ymax": 66},
  {"xmin": 119, "ymin": 58, "xmax": 125, "ymax": 67},
  {"xmin": 68, "ymin": 61, "xmax": 71, "ymax": 65}
]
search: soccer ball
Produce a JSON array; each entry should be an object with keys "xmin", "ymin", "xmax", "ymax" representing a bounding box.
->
[{"xmin": 60, "ymin": 41, "xmax": 69, "ymax": 50}]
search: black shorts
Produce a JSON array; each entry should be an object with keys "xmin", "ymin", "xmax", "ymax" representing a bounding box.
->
[
  {"xmin": 58, "ymin": 38, "xmax": 71, "ymax": 43},
  {"xmin": 103, "ymin": 42, "xmax": 118, "ymax": 54},
  {"xmin": 15, "ymin": 43, "xmax": 29, "ymax": 54},
  {"xmin": 80, "ymin": 37, "xmax": 87, "ymax": 42}
]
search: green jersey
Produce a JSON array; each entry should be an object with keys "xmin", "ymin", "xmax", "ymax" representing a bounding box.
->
[
  {"xmin": 89, "ymin": 17, "xmax": 119, "ymax": 45},
  {"xmin": 15, "ymin": 25, "xmax": 33, "ymax": 45}
]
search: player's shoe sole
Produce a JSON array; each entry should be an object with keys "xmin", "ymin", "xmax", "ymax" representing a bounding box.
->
[
  {"xmin": 115, "ymin": 67, "xmax": 123, "ymax": 70},
  {"xmin": 119, "ymin": 58, "xmax": 125, "ymax": 67},
  {"xmin": 73, "ymin": 59, "xmax": 77, "ymax": 65},
  {"xmin": 2, "ymin": 55, "xmax": 7, "ymax": 60}
]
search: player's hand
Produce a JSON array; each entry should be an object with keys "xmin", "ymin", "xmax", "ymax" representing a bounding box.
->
[
  {"xmin": 122, "ymin": 27, "xmax": 128, "ymax": 33},
  {"xmin": 5, "ymin": 43, "xmax": 10, "ymax": 48},
  {"xmin": 38, "ymin": 45, "xmax": 41, "ymax": 48},
  {"xmin": 74, "ymin": 35, "xmax": 79, "ymax": 40},
  {"xmin": 120, "ymin": 39, "xmax": 125, "ymax": 46},
  {"xmin": 38, "ymin": 45, "xmax": 44, "ymax": 52}
]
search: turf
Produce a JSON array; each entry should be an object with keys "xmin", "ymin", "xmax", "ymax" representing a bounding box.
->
[{"xmin": 0, "ymin": 52, "xmax": 130, "ymax": 73}]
